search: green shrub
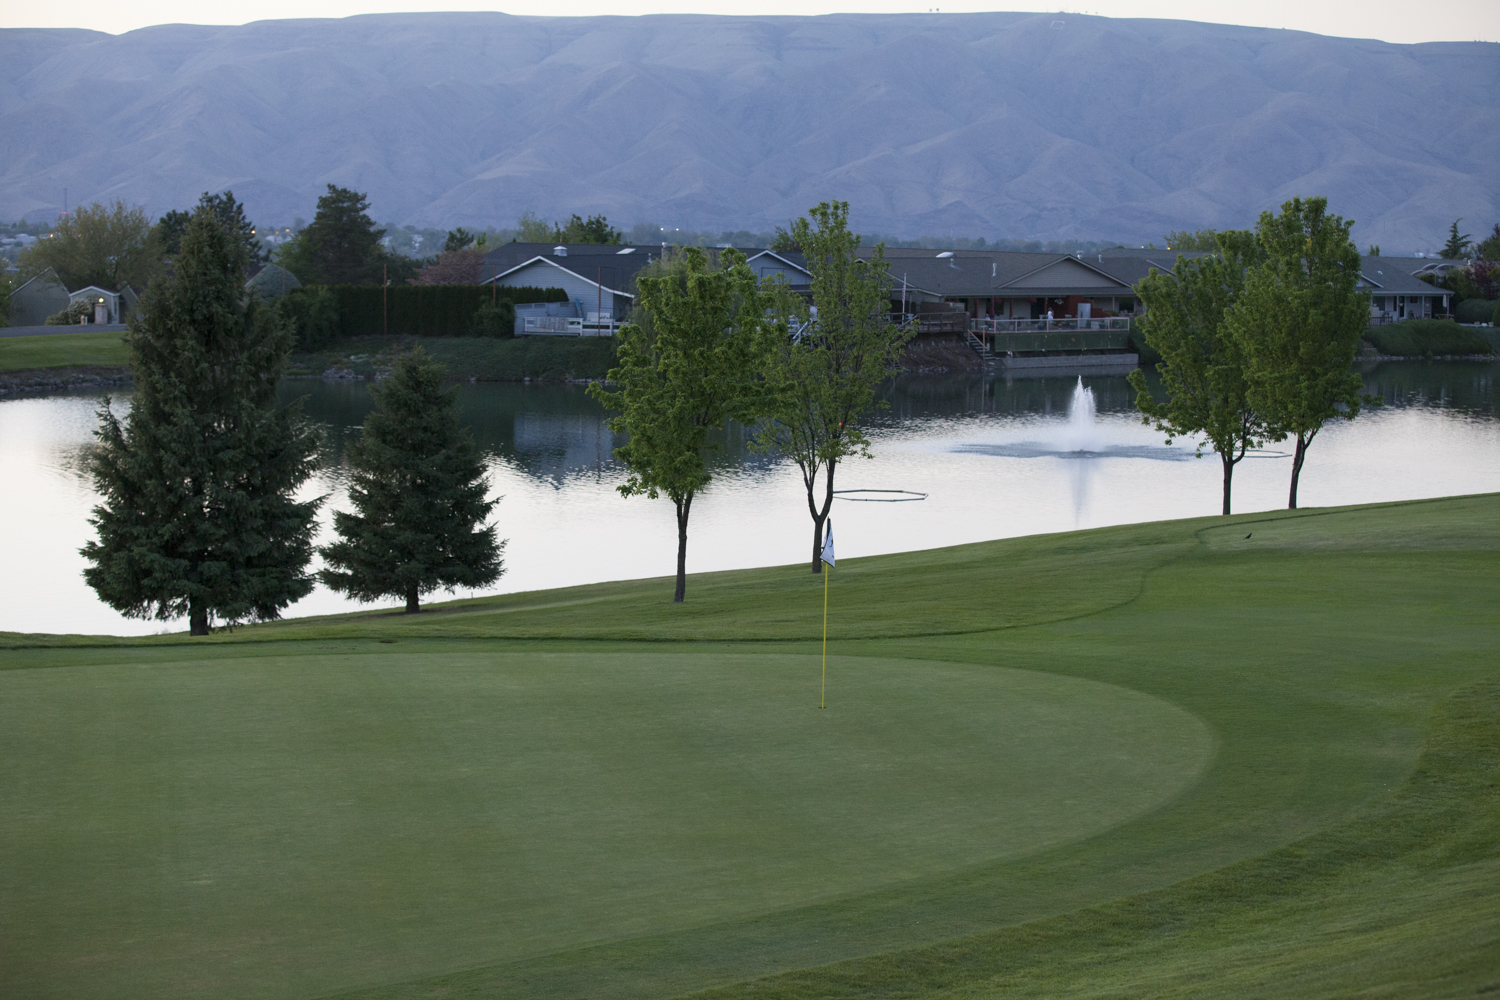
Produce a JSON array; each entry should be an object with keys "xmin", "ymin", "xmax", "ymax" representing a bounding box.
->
[
  {"xmin": 1494, "ymin": 300, "xmax": 1500, "ymax": 326},
  {"xmin": 1363, "ymin": 319, "xmax": 1493, "ymax": 357},
  {"xmin": 1454, "ymin": 298, "xmax": 1497, "ymax": 324},
  {"xmin": 277, "ymin": 286, "xmax": 341, "ymax": 350},
  {"xmin": 468, "ymin": 301, "xmax": 515, "ymax": 338},
  {"xmin": 44, "ymin": 300, "xmax": 93, "ymax": 326}
]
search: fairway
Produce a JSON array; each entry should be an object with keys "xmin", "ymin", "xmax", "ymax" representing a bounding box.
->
[{"xmin": 2, "ymin": 494, "xmax": 1497, "ymax": 999}]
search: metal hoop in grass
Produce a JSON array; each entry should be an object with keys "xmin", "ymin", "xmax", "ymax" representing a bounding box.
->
[{"xmin": 832, "ymin": 489, "xmax": 929, "ymax": 502}]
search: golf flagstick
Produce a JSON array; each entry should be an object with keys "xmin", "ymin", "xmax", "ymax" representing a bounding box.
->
[{"xmin": 820, "ymin": 521, "xmax": 835, "ymax": 709}]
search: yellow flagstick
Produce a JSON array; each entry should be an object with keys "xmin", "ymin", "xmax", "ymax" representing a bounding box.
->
[{"xmin": 821, "ymin": 562, "xmax": 829, "ymax": 709}]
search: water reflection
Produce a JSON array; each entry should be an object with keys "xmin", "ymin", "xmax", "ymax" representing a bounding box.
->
[{"xmin": 3, "ymin": 361, "xmax": 1498, "ymax": 636}]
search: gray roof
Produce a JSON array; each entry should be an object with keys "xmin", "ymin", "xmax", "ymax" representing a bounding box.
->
[{"xmin": 1358, "ymin": 256, "xmax": 1451, "ymax": 296}]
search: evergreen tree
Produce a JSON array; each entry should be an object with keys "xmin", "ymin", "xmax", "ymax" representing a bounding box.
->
[
  {"xmin": 320, "ymin": 348, "xmax": 503, "ymax": 613},
  {"xmin": 155, "ymin": 191, "xmax": 265, "ymax": 266},
  {"xmin": 1441, "ymin": 220, "xmax": 1473, "ymax": 260},
  {"xmin": 278, "ymin": 185, "xmax": 396, "ymax": 285},
  {"xmin": 81, "ymin": 210, "xmax": 321, "ymax": 635}
]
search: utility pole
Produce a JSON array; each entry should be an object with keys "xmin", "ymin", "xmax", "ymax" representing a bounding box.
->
[{"xmin": 383, "ymin": 262, "xmax": 388, "ymax": 338}]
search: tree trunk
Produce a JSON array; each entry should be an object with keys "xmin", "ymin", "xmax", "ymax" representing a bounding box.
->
[
  {"xmin": 1288, "ymin": 432, "xmax": 1310, "ymax": 509},
  {"xmin": 405, "ymin": 585, "xmax": 420, "ymax": 614},
  {"xmin": 810, "ymin": 460, "xmax": 838, "ymax": 574},
  {"xmin": 189, "ymin": 599, "xmax": 209, "ymax": 636},
  {"xmin": 674, "ymin": 492, "xmax": 693, "ymax": 602},
  {"xmin": 1221, "ymin": 453, "xmax": 1235, "ymax": 516}
]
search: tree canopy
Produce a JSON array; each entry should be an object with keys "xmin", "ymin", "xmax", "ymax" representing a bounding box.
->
[
  {"xmin": 588, "ymin": 247, "xmax": 764, "ymax": 602},
  {"xmin": 277, "ymin": 185, "xmax": 401, "ymax": 285},
  {"xmin": 1226, "ymin": 196, "xmax": 1372, "ymax": 509},
  {"xmin": 320, "ymin": 348, "xmax": 503, "ymax": 613},
  {"xmin": 1128, "ymin": 230, "xmax": 1274, "ymax": 515},
  {"xmin": 81, "ymin": 208, "xmax": 321, "ymax": 635},
  {"xmin": 515, "ymin": 212, "xmax": 621, "ymax": 245},
  {"xmin": 19, "ymin": 200, "xmax": 159, "ymax": 291},
  {"xmin": 1162, "ymin": 228, "xmax": 1220, "ymax": 252},
  {"xmin": 154, "ymin": 190, "xmax": 265, "ymax": 266},
  {"xmin": 753, "ymin": 201, "xmax": 909, "ymax": 572}
]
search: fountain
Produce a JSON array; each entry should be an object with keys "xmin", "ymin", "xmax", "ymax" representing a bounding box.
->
[{"xmin": 1055, "ymin": 377, "xmax": 1102, "ymax": 454}]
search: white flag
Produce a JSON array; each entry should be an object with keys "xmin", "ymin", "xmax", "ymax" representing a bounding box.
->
[{"xmin": 821, "ymin": 521, "xmax": 835, "ymax": 567}]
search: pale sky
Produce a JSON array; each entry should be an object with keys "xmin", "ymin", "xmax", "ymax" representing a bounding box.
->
[{"xmin": 5, "ymin": 0, "xmax": 1499, "ymax": 44}]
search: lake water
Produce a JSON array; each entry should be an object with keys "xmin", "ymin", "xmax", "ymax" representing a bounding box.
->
[{"xmin": 2, "ymin": 361, "xmax": 1497, "ymax": 637}]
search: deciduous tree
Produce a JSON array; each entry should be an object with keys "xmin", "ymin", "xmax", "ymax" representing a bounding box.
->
[
  {"xmin": 588, "ymin": 247, "xmax": 763, "ymax": 602},
  {"xmin": 1227, "ymin": 197, "xmax": 1372, "ymax": 509},
  {"xmin": 1128, "ymin": 231, "xmax": 1276, "ymax": 515},
  {"xmin": 753, "ymin": 201, "xmax": 910, "ymax": 572},
  {"xmin": 19, "ymin": 200, "xmax": 159, "ymax": 291},
  {"xmin": 81, "ymin": 209, "xmax": 321, "ymax": 635},
  {"xmin": 320, "ymin": 348, "xmax": 503, "ymax": 613}
]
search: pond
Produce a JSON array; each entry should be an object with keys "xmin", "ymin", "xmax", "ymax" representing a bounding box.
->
[{"xmin": 2, "ymin": 360, "xmax": 1497, "ymax": 636}]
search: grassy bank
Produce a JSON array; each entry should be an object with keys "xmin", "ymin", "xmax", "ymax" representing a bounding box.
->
[
  {"xmin": 1363, "ymin": 319, "xmax": 1494, "ymax": 357},
  {"xmin": 288, "ymin": 334, "xmax": 617, "ymax": 381},
  {"xmin": 0, "ymin": 329, "xmax": 130, "ymax": 372},
  {"xmin": 2, "ymin": 495, "xmax": 1497, "ymax": 999}
]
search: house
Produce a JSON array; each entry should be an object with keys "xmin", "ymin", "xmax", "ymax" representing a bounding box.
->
[
  {"xmin": 8, "ymin": 268, "xmax": 70, "ymax": 326},
  {"xmin": 480, "ymin": 243, "xmax": 812, "ymax": 335},
  {"xmin": 67, "ymin": 286, "xmax": 132, "ymax": 325},
  {"xmin": 1357, "ymin": 256, "xmax": 1452, "ymax": 323}
]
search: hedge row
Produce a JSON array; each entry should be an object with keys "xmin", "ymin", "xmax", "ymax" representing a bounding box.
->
[
  {"xmin": 326, "ymin": 284, "xmax": 570, "ymax": 339},
  {"xmin": 1363, "ymin": 319, "xmax": 1494, "ymax": 357},
  {"xmin": 1453, "ymin": 297, "xmax": 1498, "ymax": 325}
]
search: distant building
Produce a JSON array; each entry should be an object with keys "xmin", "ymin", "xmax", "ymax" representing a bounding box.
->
[
  {"xmin": 245, "ymin": 263, "xmax": 302, "ymax": 302},
  {"xmin": 9, "ymin": 268, "xmax": 69, "ymax": 326},
  {"xmin": 68, "ymin": 286, "xmax": 128, "ymax": 325}
]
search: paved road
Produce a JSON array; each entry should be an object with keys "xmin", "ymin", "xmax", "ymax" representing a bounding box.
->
[{"xmin": 1, "ymin": 324, "xmax": 127, "ymax": 338}]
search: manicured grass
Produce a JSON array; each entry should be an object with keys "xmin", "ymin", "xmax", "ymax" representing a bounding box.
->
[
  {"xmin": 1, "ymin": 494, "xmax": 1497, "ymax": 999},
  {"xmin": 288, "ymin": 334, "xmax": 617, "ymax": 381},
  {"xmin": 1363, "ymin": 318, "xmax": 1494, "ymax": 357},
  {"xmin": 0, "ymin": 329, "xmax": 130, "ymax": 371}
]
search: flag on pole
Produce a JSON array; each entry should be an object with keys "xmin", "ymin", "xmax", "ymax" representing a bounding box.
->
[{"xmin": 821, "ymin": 522, "xmax": 835, "ymax": 568}]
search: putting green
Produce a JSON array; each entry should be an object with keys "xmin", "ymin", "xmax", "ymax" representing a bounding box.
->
[{"xmin": 0, "ymin": 650, "xmax": 1211, "ymax": 998}]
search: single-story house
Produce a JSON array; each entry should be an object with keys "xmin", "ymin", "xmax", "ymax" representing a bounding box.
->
[
  {"xmin": 1358, "ymin": 256, "xmax": 1452, "ymax": 322},
  {"xmin": 480, "ymin": 243, "xmax": 813, "ymax": 334},
  {"xmin": 68, "ymin": 285, "xmax": 133, "ymax": 325}
]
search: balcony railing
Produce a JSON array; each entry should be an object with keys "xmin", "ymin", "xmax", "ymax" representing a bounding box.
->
[
  {"xmin": 970, "ymin": 317, "xmax": 1132, "ymax": 334},
  {"xmin": 519, "ymin": 316, "xmax": 619, "ymax": 337}
]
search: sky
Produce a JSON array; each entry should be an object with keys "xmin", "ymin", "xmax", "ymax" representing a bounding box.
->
[{"xmin": 4, "ymin": 0, "xmax": 1498, "ymax": 44}]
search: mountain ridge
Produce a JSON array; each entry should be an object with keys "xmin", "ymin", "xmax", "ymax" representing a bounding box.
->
[{"xmin": 1, "ymin": 12, "xmax": 1495, "ymax": 249}]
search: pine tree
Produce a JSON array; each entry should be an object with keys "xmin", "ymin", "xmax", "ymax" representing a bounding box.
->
[
  {"xmin": 82, "ymin": 209, "xmax": 321, "ymax": 635},
  {"xmin": 319, "ymin": 348, "xmax": 503, "ymax": 613}
]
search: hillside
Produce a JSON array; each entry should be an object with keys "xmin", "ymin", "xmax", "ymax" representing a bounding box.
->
[{"xmin": 1, "ymin": 12, "xmax": 1495, "ymax": 248}]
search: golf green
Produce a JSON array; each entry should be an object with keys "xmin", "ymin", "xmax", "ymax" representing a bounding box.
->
[{"xmin": 0, "ymin": 652, "xmax": 1209, "ymax": 998}]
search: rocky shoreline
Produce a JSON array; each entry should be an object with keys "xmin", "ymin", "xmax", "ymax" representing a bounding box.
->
[{"xmin": 0, "ymin": 366, "xmax": 132, "ymax": 396}]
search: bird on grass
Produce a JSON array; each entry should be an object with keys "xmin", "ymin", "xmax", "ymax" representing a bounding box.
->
[{"xmin": 1244, "ymin": 533, "xmax": 1252, "ymax": 539}]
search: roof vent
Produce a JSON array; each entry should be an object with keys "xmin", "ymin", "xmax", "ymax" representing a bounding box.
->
[
  {"xmin": 553, "ymin": 245, "xmax": 568, "ymax": 257},
  {"xmin": 935, "ymin": 251, "xmax": 954, "ymax": 258}
]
